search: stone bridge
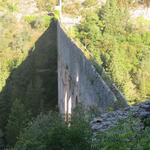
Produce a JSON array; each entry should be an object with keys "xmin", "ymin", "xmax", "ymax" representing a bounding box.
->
[{"xmin": 57, "ymin": 22, "xmax": 127, "ymax": 118}]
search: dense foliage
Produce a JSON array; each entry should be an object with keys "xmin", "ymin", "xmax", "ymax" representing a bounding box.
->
[
  {"xmin": 0, "ymin": 0, "xmax": 149, "ymax": 149},
  {"xmin": 0, "ymin": 0, "xmax": 58, "ymax": 148},
  {"xmin": 73, "ymin": 0, "xmax": 150, "ymax": 104},
  {"xmin": 13, "ymin": 109, "xmax": 150, "ymax": 150},
  {"xmin": 14, "ymin": 111, "xmax": 92, "ymax": 150}
]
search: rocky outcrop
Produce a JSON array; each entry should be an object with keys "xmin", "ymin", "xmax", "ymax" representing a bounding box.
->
[{"xmin": 91, "ymin": 100, "xmax": 150, "ymax": 132}]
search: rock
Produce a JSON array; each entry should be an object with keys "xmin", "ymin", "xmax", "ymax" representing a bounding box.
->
[
  {"xmin": 91, "ymin": 100, "xmax": 150, "ymax": 132},
  {"xmin": 138, "ymin": 111, "xmax": 150, "ymax": 118},
  {"xmin": 91, "ymin": 117, "xmax": 103, "ymax": 123},
  {"xmin": 140, "ymin": 104, "xmax": 150, "ymax": 111}
]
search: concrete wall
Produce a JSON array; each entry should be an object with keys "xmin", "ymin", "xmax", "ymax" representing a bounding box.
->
[{"xmin": 57, "ymin": 23, "xmax": 127, "ymax": 116}]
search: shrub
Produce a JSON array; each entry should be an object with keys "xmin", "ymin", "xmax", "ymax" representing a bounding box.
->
[
  {"xmin": 13, "ymin": 111, "xmax": 150, "ymax": 150},
  {"xmin": 83, "ymin": 0, "xmax": 97, "ymax": 7},
  {"xmin": 24, "ymin": 16, "xmax": 38, "ymax": 24},
  {"xmin": 92, "ymin": 117, "xmax": 150, "ymax": 150},
  {"xmin": 63, "ymin": 2, "xmax": 81, "ymax": 16},
  {"xmin": 24, "ymin": 15, "xmax": 52, "ymax": 29},
  {"xmin": 14, "ymin": 110, "xmax": 92, "ymax": 150}
]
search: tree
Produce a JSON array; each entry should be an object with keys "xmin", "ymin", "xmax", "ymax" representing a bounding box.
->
[
  {"xmin": 5, "ymin": 99, "xmax": 30, "ymax": 146},
  {"xmin": 14, "ymin": 110, "xmax": 92, "ymax": 150},
  {"xmin": 137, "ymin": 51, "xmax": 150, "ymax": 99},
  {"xmin": 77, "ymin": 11, "xmax": 101, "ymax": 49},
  {"xmin": 101, "ymin": 0, "xmax": 129, "ymax": 35}
]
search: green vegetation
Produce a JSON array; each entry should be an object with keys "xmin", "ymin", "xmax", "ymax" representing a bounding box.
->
[
  {"xmin": 0, "ymin": 0, "xmax": 19, "ymax": 12},
  {"xmin": 83, "ymin": 0, "xmax": 98, "ymax": 7},
  {"xmin": 36, "ymin": 0, "xmax": 58, "ymax": 11},
  {"xmin": 92, "ymin": 117, "xmax": 150, "ymax": 149},
  {"xmin": 0, "ymin": 0, "xmax": 150, "ymax": 149},
  {"xmin": 73, "ymin": 0, "xmax": 150, "ymax": 104},
  {"xmin": 0, "ymin": 0, "xmax": 58, "ymax": 148},
  {"xmin": 5, "ymin": 99, "xmax": 31, "ymax": 146},
  {"xmin": 0, "ymin": 15, "xmax": 29, "ymax": 91},
  {"xmin": 24, "ymin": 15, "xmax": 52, "ymax": 29},
  {"xmin": 14, "ymin": 110, "xmax": 92, "ymax": 150},
  {"xmin": 0, "ymin": 18, "xmax": 58, "ymax": 147},
  {"xmin": 13, "ymin": 108, "xmax": 150, "ymax": 150}
]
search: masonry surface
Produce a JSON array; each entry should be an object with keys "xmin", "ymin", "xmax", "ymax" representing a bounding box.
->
[{"xmin": 57, "ymin": 22, "xmax": 127, "ymax": 116}]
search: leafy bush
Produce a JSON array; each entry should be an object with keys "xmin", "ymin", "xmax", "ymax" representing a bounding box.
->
[
  {"xmin": 92, "ymin": 117, "xmax": 150, "ymax": 150},
  {"xmin": 5, "ymin": 99, "xmax": 31, "ymax": 146},
  {"xmin": 83, "ymin": 0, "xmax": 97, "ymax": 7},
  {"xmin": 36, "ymin": 0, "xmax": 57, "ymax": 11},
  {"xmin": 63, "ymin": 2, "xmax": 81, "ymax": 16},
  {"xmin": 24, "ymin": 15, "xmax": 52, "ymax": 29},
  {"xmin": 13, "ymin": 110, "xmax": 150, "ymax": 150},
  {"xmin": 7, "ymin": 3, "xmax": 18, "ymax": 12},
  {"xmin": 14, "ymin": 110, "xmax": 92, "ymax": 150},
  {"xmin": 75, "ymin": 0, "xmax": 150, "ymax": 104},
  {"xmin": 24, "ymin": 16, "xmax": 38, "ymax": 24}
]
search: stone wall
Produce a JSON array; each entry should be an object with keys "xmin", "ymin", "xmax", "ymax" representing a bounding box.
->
[{"xmin": 57, "ymin": 23, "xmax": 127, "ymax": 117}]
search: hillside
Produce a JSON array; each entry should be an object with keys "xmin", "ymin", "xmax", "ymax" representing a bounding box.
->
[
  {"xmin": 62, "ymin": 0, "xmax": 150, "ymax": 104},
  {"xmin": 0, "ymin": 0, "xmax": 150, "ymax": 149},
  {"xmin": 0, "ymin": 0, "xmax": 58, "ymax": 148}
]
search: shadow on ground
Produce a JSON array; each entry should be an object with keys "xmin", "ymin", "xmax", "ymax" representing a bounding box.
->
[{"xmin": 0, "ymin": 20, "xmax": 58, "ymax": 130}]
